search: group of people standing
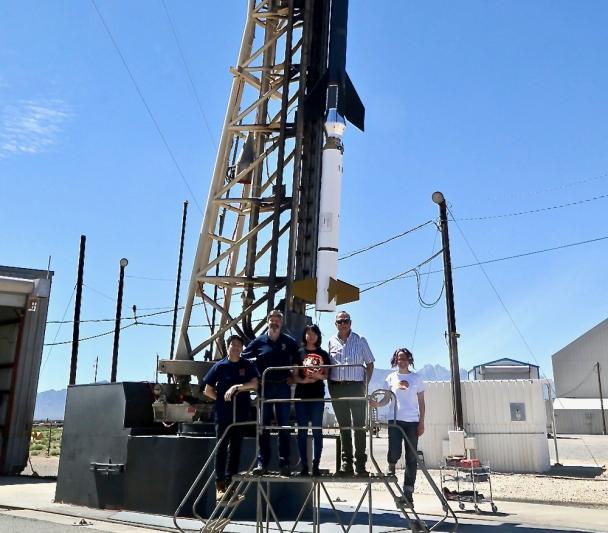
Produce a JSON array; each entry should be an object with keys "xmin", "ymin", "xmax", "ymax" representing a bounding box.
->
[{"xmin": 203, "ymin": 309, "xmax": 425, "ymax": 507}]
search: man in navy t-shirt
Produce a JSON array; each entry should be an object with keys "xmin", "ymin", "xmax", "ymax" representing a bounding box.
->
[
  {"xmin": 204, "ymin": 335, "xmax": 259, "ymax": 497},
  {"xmin": 242, "ymin": 310, "xmax": 300, "ymax": 476}
]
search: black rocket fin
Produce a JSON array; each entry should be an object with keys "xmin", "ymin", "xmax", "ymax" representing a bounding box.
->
[
  {"xmin": 340, "ymin": 73, "xmax": 365, "ymax": 131},
  {"xmin": 304, "ymin": 70, "xmax": 329, "ymax": 122}
]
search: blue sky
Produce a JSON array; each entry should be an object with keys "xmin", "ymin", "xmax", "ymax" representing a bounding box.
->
[{"xmin": 2, "ymin": 1, "xmax": 607, "ymax": 392}]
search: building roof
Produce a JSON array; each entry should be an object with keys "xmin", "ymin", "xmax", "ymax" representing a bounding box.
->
[
  {"xmin": 553, "ymin": 398, "xmax": 608, "ymax": 410},
  {"xmin": 471, "ymin": 357, "xmax": 539, "ymax": 370}
]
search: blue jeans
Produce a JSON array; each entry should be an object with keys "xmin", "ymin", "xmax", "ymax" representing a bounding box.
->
[
  {"xmin": 295, "ymin": 401, "xmax": 324, "ymax": 469},
  {"xmin": 259, "ymin": 382, "xmax": 291, "ymax": 468},
  {"xmin": 387, "ymin": 420, "xmax": 419, "ymax": 493}
]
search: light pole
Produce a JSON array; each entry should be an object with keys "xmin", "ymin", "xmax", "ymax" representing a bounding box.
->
[
  {"xmin": 111, "ymin": 258, "xmax": 128, "ymax": 383},
  {"xmin": 432, "ymin": 191, "xmax": 464, "ymax": 430}
]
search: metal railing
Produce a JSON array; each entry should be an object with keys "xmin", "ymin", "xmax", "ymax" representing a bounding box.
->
[{"xmin": 173, "ymin": 363, "xmax": 458, "ymax": 533}]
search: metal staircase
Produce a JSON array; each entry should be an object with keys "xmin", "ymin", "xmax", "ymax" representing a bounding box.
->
[{"xmin": 172, "ymin": 365, "xmax": 458, "ymax": 532}]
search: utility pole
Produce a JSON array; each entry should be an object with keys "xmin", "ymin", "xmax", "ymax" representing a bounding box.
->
[
  {"xmin": 432, "ymin": 191, "xmax": 464, "ymax": 430},
  {"xmin": 111, "ymin": 258, "xmax": 128, "ymax": 383},
  {"xmin": 69, "ymin": 235, "xmax": 86, "ymax": 385},
  {"xmin": 597, "ymin": 362, "xmax": 607, "ymax": 435},
  {"xmin": 170, "ymin": 201, "xmax": 188, "ymax": 360},
  {"xmin": 93, "ymin": 356, "xmax": 99, "ymax": 384}
]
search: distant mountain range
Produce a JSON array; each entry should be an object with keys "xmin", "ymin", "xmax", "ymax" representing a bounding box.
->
[{"xmin": 34, "ymin": 365, "xmax": 466, "ymax": 420}]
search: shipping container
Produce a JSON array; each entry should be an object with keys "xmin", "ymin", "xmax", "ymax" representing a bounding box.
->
[
  {"xmin": 418, "ymin": 380, "xmax": 550, "ymax": 473},
  {"xmin": 0, "ymin": 265, "xmax": 53, "ymax": 474}
]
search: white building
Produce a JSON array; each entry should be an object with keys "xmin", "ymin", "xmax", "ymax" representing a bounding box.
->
[
  {"xmin": 551, "ymin": 318, "xmax": 608, "ymax": 435},
  {"xmin": 418, "ymin": 380, "xmax": 550, "ymax": 473},
  {"xmin": 468, "ymin": 357, "xmax": 540, "ymax": 381}
]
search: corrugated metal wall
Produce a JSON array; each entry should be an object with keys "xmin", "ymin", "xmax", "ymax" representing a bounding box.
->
[
  {"xmin": 554, "ymin": 409, "xmax": 605, "ymax": 434},
  {"xmin": 0, "ymin": 266, "xmax": 53, "ymax": 475},
  {"xmin": 418, "ymin": 380, "xmax": 550, "ymax": 473}
]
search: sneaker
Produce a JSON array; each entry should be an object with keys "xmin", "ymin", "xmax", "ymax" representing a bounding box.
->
[
  {"xmin": 388, "ymin": 463, "xmax": 396, "ymax": 475},
  {"xmin": 355, "ymin": 468, "xmax": 370, "ymax": 478},
  {"xmin": 251, "ymin": 465, "xmax": 268, "ymax": 476},
  {"xmin": 311, "ymin": 466, "xmax": 321, "ymax": 477},
  {"xmin": 279, "ymin": 465, "xmax": 291, "ymax": 477},
  {"xmin": 296, "ymin": 467, "xmax": 309, "ymax": 477}
]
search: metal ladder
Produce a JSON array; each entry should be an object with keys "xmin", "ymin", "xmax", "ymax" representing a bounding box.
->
[{"xmin": 172, "ymin": 366, "xmax": 458, "ymax": 532}]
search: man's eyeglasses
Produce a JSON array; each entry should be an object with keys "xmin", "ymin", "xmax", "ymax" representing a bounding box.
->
[{"xmin": 336, "ymin": 319, "xmax": 350, "ymax": 325}]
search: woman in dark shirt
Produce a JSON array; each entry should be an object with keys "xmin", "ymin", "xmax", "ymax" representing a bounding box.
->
[{"xmin": 293, "ymin": 324, "xmax": 330, "ymax": 476}]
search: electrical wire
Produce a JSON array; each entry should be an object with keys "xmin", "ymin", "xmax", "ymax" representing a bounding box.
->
[
  {"xmin": 485, "ymin": 170, "xmax": 608, "ymax": 201},
  {"xmin": 447, "ymin": 204, "xmax": 600, "ymax": 465},
  {"xmin": 161, "ymin": 0, "xmax": 216, "ymax": 149},
  {"xmin": 338, "ymin": 220, "xmax": 435, "ymax": 261},
  {"xmin": 359, "ymin": 250, "xmax": 443, "ymax": 294},
  {"xmin": 40, "ymin": 285, "xmax": 76, "ymax": 372},
  {"xmin": 557, "ymin": 364, "xmax": 598, "ymax": 398},
  {"xmin": 414, "ymin": 268, "xmax": 444, "ymax": 308},
  {"xmin": 44, "ymin": 322, "xmax": 137, "ymax": 347},
  {"xmin": 411, "ymin": 229, "xmax": 440, "ymax": 349},
  {"xmin": 90, "ymin": 0, "xmax": 203, "ymax": 214},
  {"xmin": 457, "ymin": 192, "xmax": 608, "ymax": 221},
  {"xmin": 357, "ymin": 233, "xmax": 608, "ymax": 287}
]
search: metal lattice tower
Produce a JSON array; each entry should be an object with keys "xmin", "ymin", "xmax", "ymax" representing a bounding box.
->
[{"xmin": 175, "ymin": 0, "xmax": 329, "ymax": 361}]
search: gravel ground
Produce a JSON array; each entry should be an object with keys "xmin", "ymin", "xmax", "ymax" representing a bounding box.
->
[
  {"xmin": 319, "ymin": 433, "xmax": 608, "ymax": 509},
  {"xmin": 21, "ymin": 434, "xmax": 608, "ymax": 509}
]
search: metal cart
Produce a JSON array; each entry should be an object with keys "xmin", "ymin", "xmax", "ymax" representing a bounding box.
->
[{"xmin": 440, "ymin": 461, "xmax": 498, "ymax": 514}]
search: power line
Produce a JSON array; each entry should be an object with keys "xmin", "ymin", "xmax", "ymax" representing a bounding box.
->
[
  {"xmin": 90, "ymin": 0, "xmax": 203, "ymax": 214},
  {"xmin": 44, "ymin": 322, "xmax": 136, "ymax": 347},
  {"xmin": 360, "ymin": 250, "xmax": 443, "ymax": 294},
  {"xmin": 457, "ymin": 192, "xmax": 608, "ymax": 221},
  {"xmin": 40, "ymin": 285, "xmax": 76, "ymax": 373},
  {"xmin": 339, "ymin": 220, "xmax": 435, "ymax": 261},
  {"xmin": 485, "ymin": 170, "xmax": 608, "ymax": 201},
  {"xmin": 161, "ymin": 0, "xmax": 216, "ymax": 148},
  {"xmin": 447, "ymin": 204, "xmax": 600, "ymax": 466},
  {"xmin": 358, "ymin": 233, "xmax": 608, "ymax": 286},
  {"xmin": 411, "ymin": 229, "xmax": 440, "ymax": 349}
]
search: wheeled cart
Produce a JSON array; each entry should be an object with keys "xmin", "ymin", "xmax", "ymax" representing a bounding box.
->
[{"xmin": 440, "ymin": 462, "xmax": 498, "ymax": 514}]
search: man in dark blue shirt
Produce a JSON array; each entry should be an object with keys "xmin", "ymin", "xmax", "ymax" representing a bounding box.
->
[
  {"xmin": 204, "ymin": 335, "xmax": 259, "ymax": 498},
  {"xmin": 242, "ymin": 310, "xmax": 300, "ymax": 476}
]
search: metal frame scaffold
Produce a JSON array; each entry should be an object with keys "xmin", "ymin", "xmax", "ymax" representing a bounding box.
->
[
  {"xmin": 175, "ymin": 0, "xmax": 329, "ymax": 363},
  {"xmin": 172, "ymin": 365, "xmax": 459, "ymax": 533}
]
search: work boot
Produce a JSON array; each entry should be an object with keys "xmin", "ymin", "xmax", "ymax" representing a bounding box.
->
[
  {"xmin": 355, "ymin": 467, "xmax": 370, "ymax": 478},
  {"xmin": 279, "ymin": 464, "xmax": 291, "ymax": 477},
  {"xmin": 312, "ymin": 466, "xmax": 321, "ymax": 477},
  {"xmin": 334, "ymin": 463, "xmax": 354, "ymax": 477},
  {"xmin": 296, "ymin": 466, "xmax": 309, "ymax": 477}
]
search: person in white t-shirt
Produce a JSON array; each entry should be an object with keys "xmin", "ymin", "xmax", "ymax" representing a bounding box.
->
[{"xmin": 383, "ymin": 348, "xmax": 425, "ymax": 507}]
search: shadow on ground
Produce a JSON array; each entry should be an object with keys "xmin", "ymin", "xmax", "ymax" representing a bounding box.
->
[
  {"xmin": 541, "ymin": 465, "xmax": 605, "ymax": 479},
  {"xmin": 0, "ymin": 475, "xmax": 56, "ymax": 486},
  {"xmin": 320, "ymin": 507, "xmax": 593, "ymax": 532}
]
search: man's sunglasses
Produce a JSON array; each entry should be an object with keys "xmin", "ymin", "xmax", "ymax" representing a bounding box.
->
[{"xmin": 336, "ymin": 319, "xmax": 350, "ymax": 324}]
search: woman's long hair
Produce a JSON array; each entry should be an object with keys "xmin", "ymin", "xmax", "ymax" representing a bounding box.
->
[
  {"xmin": 301, "ymin": 324, "xmax": 322, "ymax": 349},
  {"xmin": 390, "ymin": 348, "xmax": 415, "ymax": 368}
]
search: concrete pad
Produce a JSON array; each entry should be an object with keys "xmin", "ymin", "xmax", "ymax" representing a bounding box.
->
[{"xmin": 1, "ymin": 476, "xmax": 607, "ymax": 532}]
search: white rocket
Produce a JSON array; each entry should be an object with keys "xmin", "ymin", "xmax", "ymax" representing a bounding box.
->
[{"xmin": 293, "ymin": 0, "xmax": 365, "ymax": 312}]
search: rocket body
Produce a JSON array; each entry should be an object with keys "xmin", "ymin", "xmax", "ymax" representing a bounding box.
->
[
  {"xmin": 308, "ymin": 0, "xmax": 364, "ymax": 312},
  {"xmin": 315, "ymin": 105, "xmax": 345, "ymax": 311}
]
